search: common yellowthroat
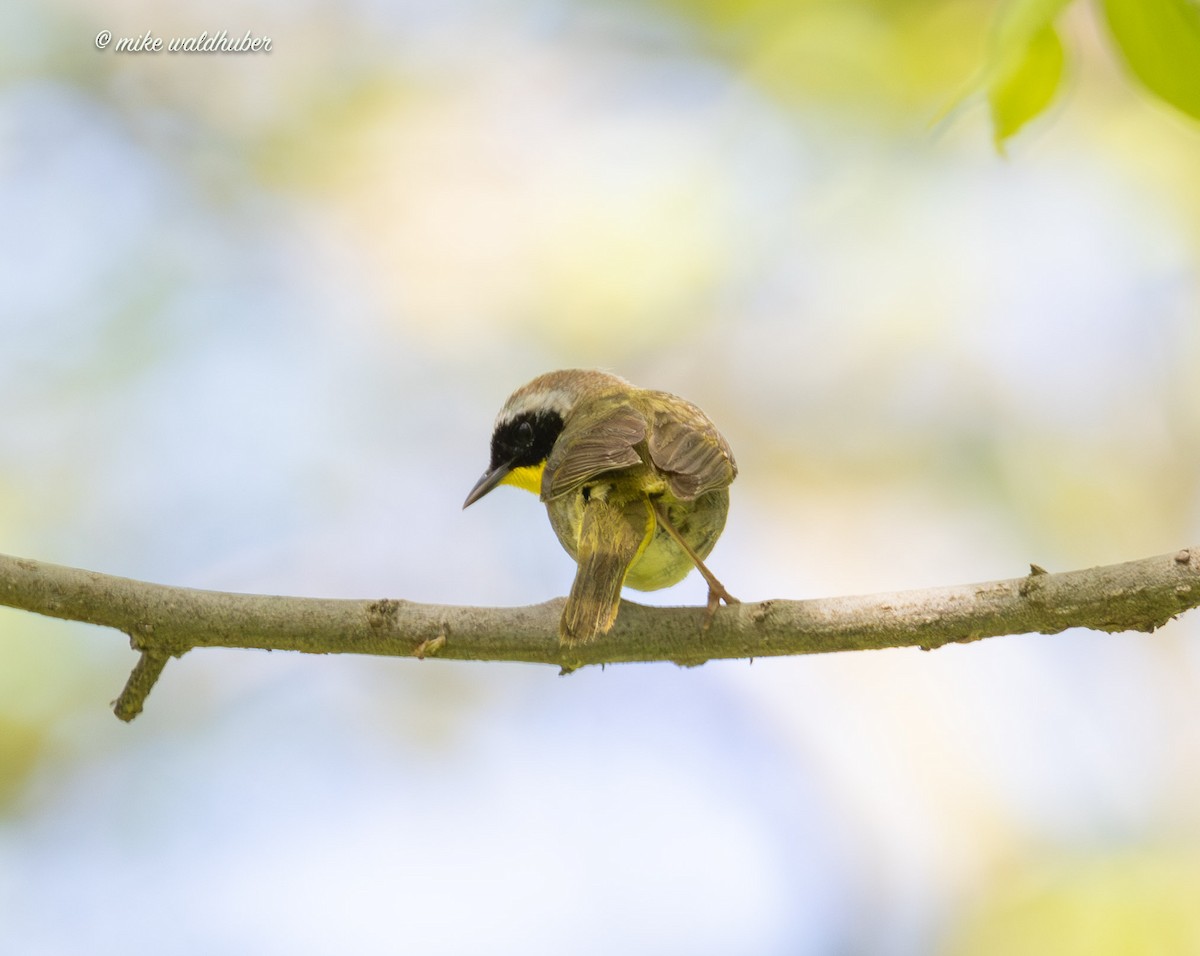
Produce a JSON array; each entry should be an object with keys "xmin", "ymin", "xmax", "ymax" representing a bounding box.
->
[{"xmin": 463, "ymin": 369, "xmax": 737, "ymax": 646}]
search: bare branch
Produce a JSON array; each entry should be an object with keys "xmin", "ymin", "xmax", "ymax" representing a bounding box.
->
[{"xmin": 1, "ymin": 549, "xmax": 1197, "ymax": 721}]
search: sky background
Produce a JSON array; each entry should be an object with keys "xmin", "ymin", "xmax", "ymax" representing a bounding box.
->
[{"xmin": 2, "ymin": 0, "xmax": 1200, "ymax": 953}]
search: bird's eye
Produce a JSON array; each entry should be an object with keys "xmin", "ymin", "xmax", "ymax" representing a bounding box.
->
[{"xmin": 517, "ymin": 420, "xmax": 534, "ymax": 446}]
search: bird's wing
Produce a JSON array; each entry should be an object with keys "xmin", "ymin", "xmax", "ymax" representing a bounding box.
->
[
  {"xmin": 542, "ymin": 404, "xmax": 647, "ymax": 501},
  {"xmin": 645, "ymin": 395, "xmax": 737, "ymax": 501}
]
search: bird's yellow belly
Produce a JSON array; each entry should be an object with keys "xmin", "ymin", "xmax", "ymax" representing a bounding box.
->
[
  {"xmin": 547, "ymin": 484, "xmax": 729, "ymax": 593},
  {"xmin": 624, "ymin": 528, "xmax": 693, "ymax": 590}
]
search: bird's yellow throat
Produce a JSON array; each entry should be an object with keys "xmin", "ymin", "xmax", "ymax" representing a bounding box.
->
[{"xmin": 500, "ymin": 462, "xmax": 546, "ymax": 496}]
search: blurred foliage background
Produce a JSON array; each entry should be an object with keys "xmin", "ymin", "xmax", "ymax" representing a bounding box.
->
[{"xmin": 1, "ymin": 0, "xmax": 1199, "ymax": 953}]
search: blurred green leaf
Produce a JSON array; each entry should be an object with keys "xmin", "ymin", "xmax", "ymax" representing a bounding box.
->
[
  {"xmin": 992, "ymin": 0, "xmax": 1073, "ymax": 49},
  {"xmin": 0, "ymin": 716, "xmax": 45, "ymax": 810},
  {"xmin": 655, "ymin": 0, "xmax": 999, "ymax": 119},
  {"xmin": 940, "ymin": 0, "xmax": 1072, "ymax": 148},
  {"xmin": 1101, "ymin": 0, "xmax": 1200, "ymax": 121},
  {"xmin": 988, "ymin": 23, "xmax": 1066, "ymax": 148}
]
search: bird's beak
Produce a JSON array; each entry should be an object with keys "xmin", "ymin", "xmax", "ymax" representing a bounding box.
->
[{"xmin": 462, "ymin": 461, "xmax": 514, "ymax": 509}]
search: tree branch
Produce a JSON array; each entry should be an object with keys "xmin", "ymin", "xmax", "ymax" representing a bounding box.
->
[{"xmin": 1, "ymin": 548, "xmax": 1197, "ymax": 721}]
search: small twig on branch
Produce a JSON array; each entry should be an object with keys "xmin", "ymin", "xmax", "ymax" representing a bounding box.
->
[
  {"xmin": 112, "ymin": 648, "xmax": 172, "ymax": 722},
  {"xmin": 0, "ymin": 548, "xmax": 1197, "ymax": 721}
]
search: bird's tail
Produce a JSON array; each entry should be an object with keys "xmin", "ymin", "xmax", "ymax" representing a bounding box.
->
[{"xmin": 559, "ymin": 495, "xmax": 653, "ymax": 647}]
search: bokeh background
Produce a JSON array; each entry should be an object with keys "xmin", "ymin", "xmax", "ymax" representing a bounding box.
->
[{"xmin": 3, "ymin": 0, "xmax": 1200, "ymax": 953}]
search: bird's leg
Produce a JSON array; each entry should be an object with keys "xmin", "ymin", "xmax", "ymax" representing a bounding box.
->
[{"xmin": 650, "ymin": 500, "xmax": 738, "ymax": 629}]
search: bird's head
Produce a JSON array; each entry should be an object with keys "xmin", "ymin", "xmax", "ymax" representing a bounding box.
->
[{"xmin": 462, "ymin": 369, "xmax": 629, "ymax": 507}]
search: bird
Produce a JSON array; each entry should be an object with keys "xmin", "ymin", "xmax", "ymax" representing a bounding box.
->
[{"xmin": 463, "ymin": 369, "xmax": 737, "ymax": 646}]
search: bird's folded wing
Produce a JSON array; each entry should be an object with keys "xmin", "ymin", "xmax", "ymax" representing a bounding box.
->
[
  {"xmin": 542, "ymin": 404, "xmax": 647, "ymax": 501},
  {"xmin": 646, "ymin": 398, "xmax": 737, "ymax": 500}
]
